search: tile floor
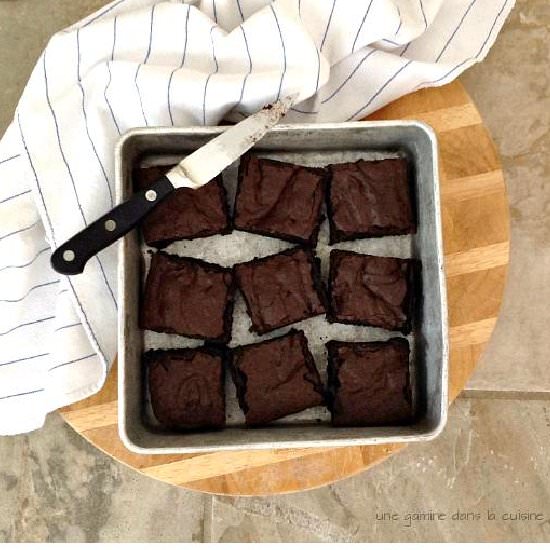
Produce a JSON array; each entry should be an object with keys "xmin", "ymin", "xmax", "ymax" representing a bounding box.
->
[{"xmin": 0, "ymin": 0, "xmax": 549, "ymax": 542}]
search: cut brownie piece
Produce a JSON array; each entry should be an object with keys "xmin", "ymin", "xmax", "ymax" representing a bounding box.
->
[
  {"xmin": 141, "ymin": 252, "xmax": 235, "ymax": 343},
  {"xmin": 327, "ymin": 338, "xmax": 412, "ymax": 426},
  {"xmin": 327, "ymin": 158, "xmax": 415, "ymax": 243},
  {"xmin": 231, "ymin": 329, "xmax": 324, "ymax": 426},
  {"xmin": 134, "ymin": 163, "xmax": 230, "ymax": 248},
  {"xmin": 328, "ymin": 250, "xmax": 414, "ymax": 333},
  {"xmin": 145, "ymin": 347, "xmax": 226, "ymax": 430},
  {"xmin": 235, "ymin": 247, "xmax": 326, "ymax": 335},
  {"xmin": 234, "ymin": 155, "xmax": 326, "ymax": 246}
]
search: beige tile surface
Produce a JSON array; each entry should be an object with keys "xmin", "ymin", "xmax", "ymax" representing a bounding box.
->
[
  {"xmin": 210, "ymin": 398, "xmax": 550, "ymax": 542},
  {"xmin": 460, "ymin": 0, "xmax": 550, "ymax": 394},
  {"xmin": 3, "ymin": 398, "xmax": 550, "ymax": 542},
  {"xmin": 0, "ymin": 0, "xmax": 107, "ymax": 134},
  {"xmin": 0, "ymin": 413, "xmax": 208, "ymax": 543}
]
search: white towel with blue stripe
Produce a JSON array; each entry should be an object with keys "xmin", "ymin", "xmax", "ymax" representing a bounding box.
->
[{"xmin": 0, "ymin": 0, "xmax": 513, "ymax": 435}]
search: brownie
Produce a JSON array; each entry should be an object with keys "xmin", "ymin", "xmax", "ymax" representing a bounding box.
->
[
  {"xmin": 134, "ymin": 163, "xmax": 230, "ymax": 248},
  {"xmin": 326, "ymin": 338, "xmax": 412, "ymax": 426},
  {"xmin": 234, "ymin": 247, "xmax": 326, "ymax": 335},
  {"xmin": 234, "ymin": 155, "xmax": 326, "ymax": 246},
  {"xmin": 141, "ymin": 251, "xmax": 235, "ymax": 343},
  {"xmin": 231, "ymin": 329, "xmax": 324, "ymax": 426},
  {"xmin": 327, "ymin": 158, "xmax": 415, "ymax": 243},
  {"xmin": 145, "ymin": 347, "xmax": 226, "ymax": 430},
  {"xmin": 328, "ymin": 250, "xmax": 413, "ymax": 333}
]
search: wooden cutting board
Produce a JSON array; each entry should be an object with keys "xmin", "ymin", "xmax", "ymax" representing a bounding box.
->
[{"xmin": 60, "ymin": 80, "xmax": 509, "ymax": 496}]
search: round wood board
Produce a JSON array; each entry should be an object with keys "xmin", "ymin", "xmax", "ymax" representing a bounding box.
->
[{"xmin": 60, "ymin": 80, "xmax": 510, "ymax": 496}]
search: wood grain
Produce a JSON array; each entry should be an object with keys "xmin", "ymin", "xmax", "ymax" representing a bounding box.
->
[{"xmin": 60, "ymin": 80, "xmax": 510, "ymax": 496}]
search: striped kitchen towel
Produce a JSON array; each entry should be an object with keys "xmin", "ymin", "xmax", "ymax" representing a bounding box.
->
[{"xmin": 0, "ymin": 0, "xmax": 514, "ymax": 435}]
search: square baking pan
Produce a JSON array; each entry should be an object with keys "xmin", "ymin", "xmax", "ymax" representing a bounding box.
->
[{"xmin": 116, "ymin": 121, "xmax": 448, "ymax": 454}]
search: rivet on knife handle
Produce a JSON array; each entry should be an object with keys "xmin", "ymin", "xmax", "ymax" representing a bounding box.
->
[{"xmin": 50, "ymin": 177, "xmax": 174, "ymax": 275}]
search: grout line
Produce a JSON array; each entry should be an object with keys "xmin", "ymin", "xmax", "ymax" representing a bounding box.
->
[
  {"xmin": 202, "ymin": 493, "xmax": 215, "ymax": 542},
  {"xmin": 457, "ymin": 389, "xmax": 550, "ymax": 401}
]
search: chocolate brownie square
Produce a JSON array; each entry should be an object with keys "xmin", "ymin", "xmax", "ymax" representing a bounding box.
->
[
  {"xmin": 235, "ymin": 247, "xmax": 326, "ymax": 335},
  {"xmin": 326, "ymin": 338, "xmax": 412, "ymax": 426},
  {"xmin": 134, "ymin": 163, "xmax": 230, "ymax": 248},
  {"xmin": 234, "ymin": 155, "xmax": 326, "ymax": 246},
  {"xmin": 145, "ymin": 347, "xmax": 226, "ymax": 430},
  {"xmin": 327, "ymin": 158, "xmax": 415, "ymax": 243},
  {"xmin": 231, "ymin": 329, "xmax": 324, "ymax": 426},
  {"xmin": 141, "ymin": 252, "xmax": 235, "ymax": 343},
  {"xmin": 328, "ymin": 250, "xmax": 413, "ymax": 333}
]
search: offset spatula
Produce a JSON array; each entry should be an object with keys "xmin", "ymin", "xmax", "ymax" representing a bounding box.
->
[{"xmin": 50, "ymin": 96, "xmax": 294, "ymax": 275}]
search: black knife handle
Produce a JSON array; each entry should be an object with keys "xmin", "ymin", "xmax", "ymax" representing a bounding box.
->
[{"xmin": 50, "ymin": 177, "xmax": 174, "ymax": 275}]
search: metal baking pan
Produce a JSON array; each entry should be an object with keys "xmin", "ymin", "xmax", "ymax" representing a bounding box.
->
[{"xmin": 116, "ymin": 121, "xmax": 448, "ymax": 454}]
